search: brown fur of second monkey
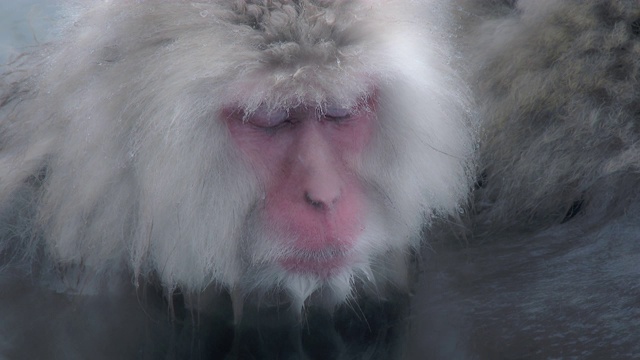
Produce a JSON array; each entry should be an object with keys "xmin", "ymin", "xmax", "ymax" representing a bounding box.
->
[
  {"xmin": 407, "ymin": 1, "xmax": 640, "ymax": 359},
  {"xmin": 465, "ymin": 0, "xmax": 640, "ymax": 232}
]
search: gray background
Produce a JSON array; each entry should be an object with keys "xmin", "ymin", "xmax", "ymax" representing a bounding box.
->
[{"xmin": 0, "ymin": 1, "xmax": 57, "ymax": 63}]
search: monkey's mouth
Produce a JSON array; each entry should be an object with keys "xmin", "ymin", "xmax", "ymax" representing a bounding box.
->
[{"xmin": 279, "ymin": 254, "xmax": 353, "ymax": 278}]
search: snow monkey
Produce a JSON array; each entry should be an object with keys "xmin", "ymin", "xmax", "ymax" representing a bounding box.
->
[
  {"xmin": 408, "ymin": 1, "xmax": 640, "ymax": 358},
  {"xmin": 0, "ymin": 1, "xmax": 474, "ymax": 357}
]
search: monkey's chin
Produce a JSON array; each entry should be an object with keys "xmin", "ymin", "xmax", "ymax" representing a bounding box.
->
[{"xmin": 279, "ymin": 255, "xmax": 353, "ymax": 279}]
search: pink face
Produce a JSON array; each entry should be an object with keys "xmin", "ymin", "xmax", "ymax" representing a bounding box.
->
[{"xmin": 224, "ymin": 98, "xmax": 375, "ymax": 278}]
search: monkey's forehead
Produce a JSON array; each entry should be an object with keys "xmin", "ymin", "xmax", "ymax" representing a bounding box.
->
[
  {"xmin": 51, "ymin": 1, "xmax": 448, "ymax": 111},
  {"xmin": 210, "ymin": 0, "xmax": 434, "ymax": 110}
]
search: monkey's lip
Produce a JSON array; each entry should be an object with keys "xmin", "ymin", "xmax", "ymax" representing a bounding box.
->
[{"xmin": 279, "ymin": 254, "xmax": 353, "ymax": 278}]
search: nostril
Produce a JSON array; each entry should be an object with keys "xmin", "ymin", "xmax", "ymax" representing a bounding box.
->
[{"xmin": 304, "ymin": 192, "xmax": 327, "ymax": 210}]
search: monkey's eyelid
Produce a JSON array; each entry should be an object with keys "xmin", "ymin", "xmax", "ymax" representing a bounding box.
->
[
  {"xmin": 324, "ymin": 107, "xmax": 351, "ymax": 119},
  {"xmin": 246, "ymin": 108, "xmax": 289, "ymax": 128}
]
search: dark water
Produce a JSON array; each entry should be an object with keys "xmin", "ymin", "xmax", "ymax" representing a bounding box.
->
[{"xmin": 0, "ymin": 271, "xmax": 411, "ymax": 359}]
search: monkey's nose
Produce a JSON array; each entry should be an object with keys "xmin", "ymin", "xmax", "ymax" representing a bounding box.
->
[
  {"xmin": 304, "ymin": 181, "xmax": 341, "ymax": 211},
  {"xmin": 294, "ymin": 123, "xmax": 343, "ymax": 211},
  {"xmin": 294, "ymin": 146, "xmax": 343, "ymax": 210},
  {"xmin": 304, "ymin": 190, "xmax": 340, "ymax": 211}
]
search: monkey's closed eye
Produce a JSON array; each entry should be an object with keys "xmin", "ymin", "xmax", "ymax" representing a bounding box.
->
[
  {"xmin": 247, "ymin": 108, "xmax": 290, "ymax": 129},
  {"xmin": 324, "ymin": 106, "xmax": 351, "ymax": 120}
]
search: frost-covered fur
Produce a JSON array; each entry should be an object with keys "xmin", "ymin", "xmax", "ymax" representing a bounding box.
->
[
  {"xmin": 0, "ymin": 0, "xmax": 474, "ymax": 307},
  {"xmin": 465, "ymin": 0, "xmax": 640, "ymax": 230}
]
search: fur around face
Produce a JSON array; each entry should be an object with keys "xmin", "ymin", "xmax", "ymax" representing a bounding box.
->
[{"xmin": 0, "ymin": 0, "xmax": 474, "ymax": 304}]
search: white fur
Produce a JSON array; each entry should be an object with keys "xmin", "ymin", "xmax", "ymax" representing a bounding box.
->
[{"xmin": 0, "ymin": 0, "xmax": 475, "ymax": 305}]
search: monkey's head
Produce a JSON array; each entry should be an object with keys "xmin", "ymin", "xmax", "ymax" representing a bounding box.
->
[{"xmin": 0, "ymin": 0, "xmax": 474, "ymax": 307}]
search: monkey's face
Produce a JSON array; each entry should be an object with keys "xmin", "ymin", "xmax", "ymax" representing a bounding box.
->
[{"xmin": 223, "ymin": 98, "xmax": 376, "ymax": 288}]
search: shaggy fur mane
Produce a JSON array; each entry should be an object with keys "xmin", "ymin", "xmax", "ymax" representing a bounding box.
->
[{"xmin": 0, "ymin": 0, "xmax": 475, "ymax": 305}]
